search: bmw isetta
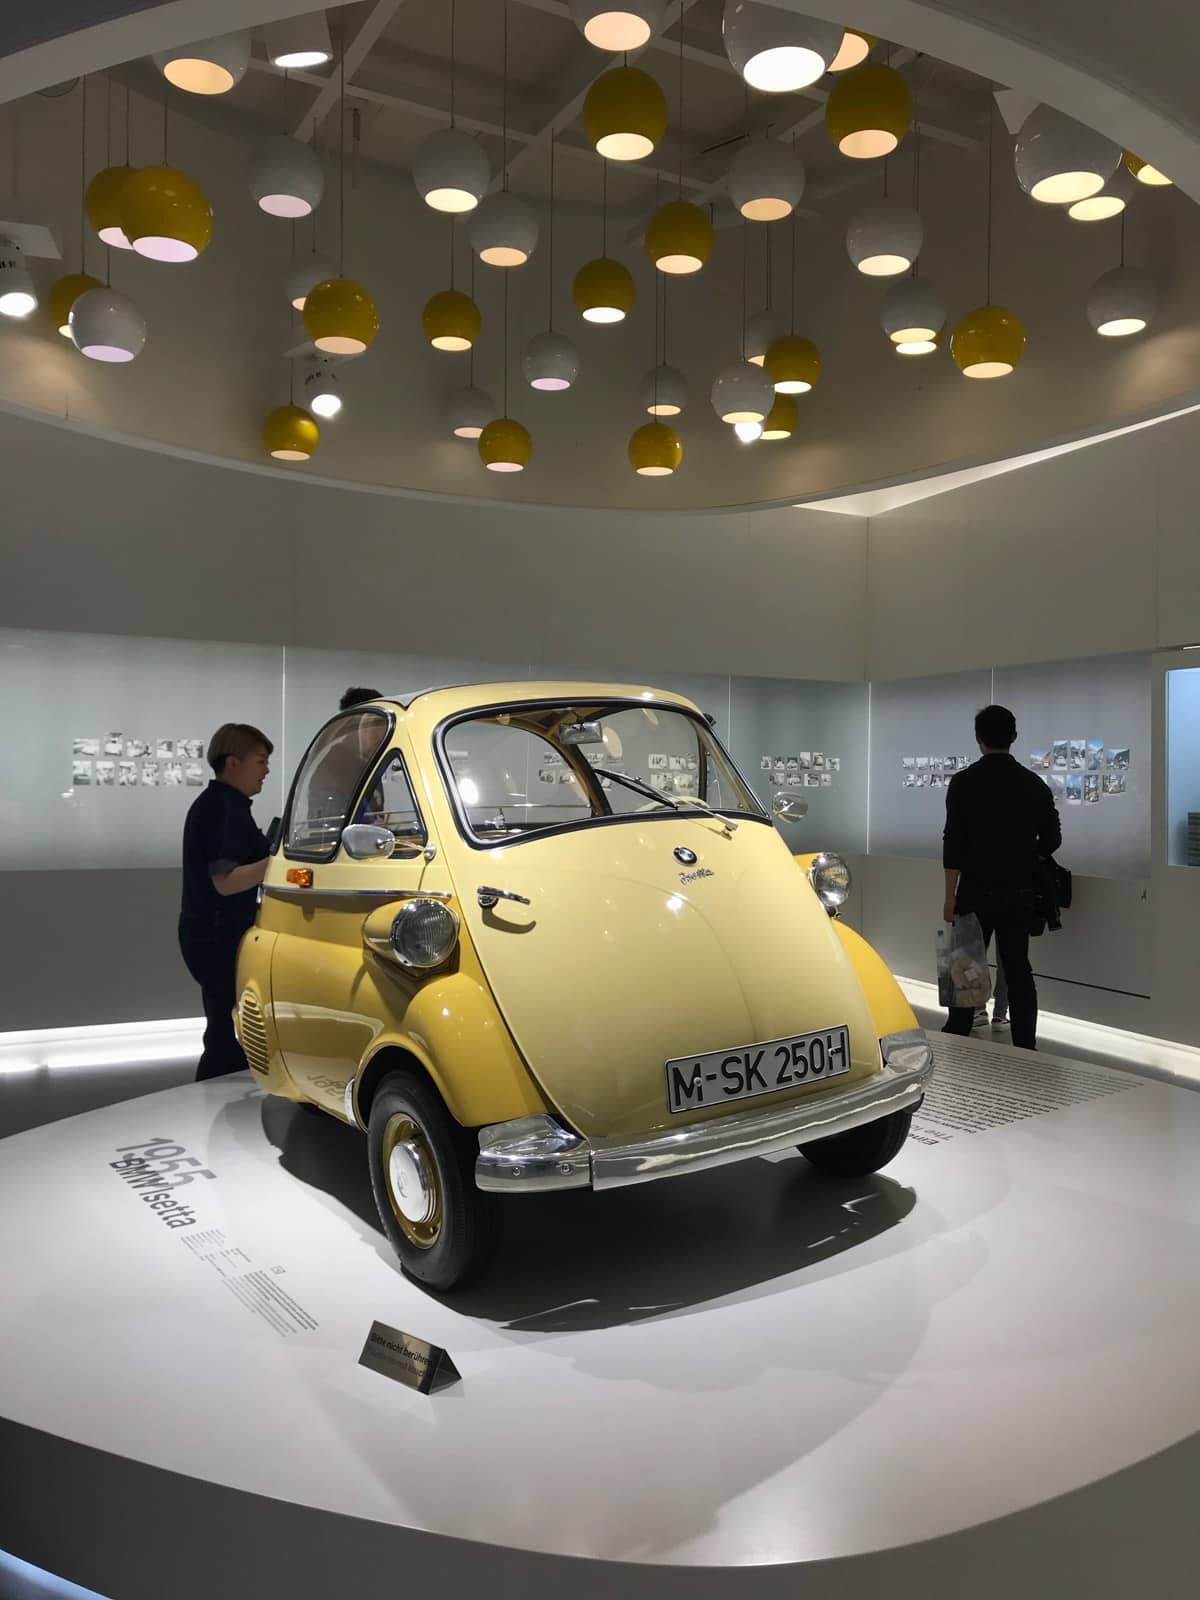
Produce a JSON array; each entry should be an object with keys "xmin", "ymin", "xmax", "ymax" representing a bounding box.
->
[{"xmin": 236, "ymin": 683, "xmax": 932, "ymax": 1290}]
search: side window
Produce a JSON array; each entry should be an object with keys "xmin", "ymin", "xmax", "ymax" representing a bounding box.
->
[
  {"xmin": 285, "ymin": 710, "xmax": 391, "ymax": 859},
  {"xmin": 353, "ymin": 752, "xmax": 426, "ymax": 852}
]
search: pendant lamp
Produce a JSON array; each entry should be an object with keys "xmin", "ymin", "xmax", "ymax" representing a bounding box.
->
[
  {"xmin": 745, "ymin": 307, "xmax": 784, "ymax": 365},
  {"xmin": 629, "ymin": 420, "xmax": 682, "ymax": 476},
  {"xmin": 469, "ymin": 192, "xmax": 539, "ymax": 267},
  {"xmin": 250, "ymin": 136, "xmax": 324, "ymax": 219},
  {"xmin": 119, "ymin": 166, "xmax": 212, "ymax": 261},
  {"xmin": 479, "ymin": 415, "xmax": 532, "ymax": 471},
  {"xmin": 733, "ymin": 420, "xmax": 763, "ymax": 442},
  {"xmin": 0, "ymin": 239, "xmax": 37, "ymax": 318},
  {"xmin": 569, "ymin": 0, "xmax": 667, "ymax": 51},
  {"xmin": 1086, "ymin": 264, "xmax": 1156, "ymax": 338},
  {"xmin": 48, "ymin": 272, "xmax": 102, "ymax": 336},
  {"xmin": 423, "ymin": 288, "xmax": 481, "ymax": 352},
  {"xmin": 445, "ymin": 385, "xmax": 496, "ymax": 439},
  {"xmin": 761, "ymin": 393, "xmax": 798, "ymax": 439},
  {"xmin": 302, "ymin": 360, "xmax": 343, "ymax": 419},
  {"xmin": 523, "ymin": 330, "xmax": 580, "ymax": 389},
  {"xmin": 728, "ymin": 140, "xmax": 806, "ymax": 222},
  {"xmin": 951, "ymin": 304, "xmax": 1025, "ymax": 377},
  {"xmin": 639, "ymin": 363, "xmax": 687, "ymax": 415},
  {"xmin": 305, "ymin": 277, "xmax": 380, "ymax": 354},
  {"xmin": 645, "ymin": 200, "xmax": 712, "ymax": 274},
  {"xmin": 722, "ymin": 2, "xmax": 842, "ymax": 93},
  {"xmin": 828, "ymin": 29, "xmax": 876, "ymax": 72},
  {"xmin": 846, "ymin": 200, "xmax": 923, "ymax": 276},
  {"xmin": 285, "ymin": 249, "xmax": 338, "ymax": 310},
  {"xmin": 764, "ymin": 334, "xmax": 820, "ymax": 394},
  {"xmin": 1013, "ymin": 106, "xmax": 1120, "ymax": 204},
  {"xmin": 1068, "ymin": 160, "xmax": 1136, "ymax": 222},
  {"xmin": 711, "ymin": 360, "xmax": 773, "ymax": 424},
  {"xmin": 574, "ymin": 257, "xmax": 635, "ymax": 322},
  {"xmin": 68, "ymin": 285, "xmax": 146, "ymax": 361},
  {"xmin": 826, "ymin": 64, "xmax": 912, "ymax": 159},
  {"xmin": 583, "ymin": 67, "xmax": 667, "ymax": 161},
  {"xmin": 263, "ymin": 404, "xmax": 319, "ymax": 461},
  {"xmin": 153, "ymin": 31, "xmax": 250, "ymax": 95},
  {"xmin": 414, "ymin": 128, "xmax": 489, "ymax": 213},
  {"xmin": 264, "ymin": 13, "xmax": 333, "ymax": 70},
  {"xmin": 1124, "ymin": 151, "xmax": 1172, "ymax": 187},
  {"xmin": 85, "ymin": 166, "xmax": 135, "ymax": 249},
  {"xmin": 881, "ymin": 277, "xmax": 945, "ymax": 354}
]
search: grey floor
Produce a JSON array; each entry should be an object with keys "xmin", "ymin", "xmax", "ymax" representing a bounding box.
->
[{"xmin": 0, "ymin": 1057, "xmax": 196, "ymax": 1141}]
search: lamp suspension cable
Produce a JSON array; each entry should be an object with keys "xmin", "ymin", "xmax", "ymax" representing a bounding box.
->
[
  {"xmin": 740, "ymin": 215, "xmax": 748, "ymax": 357},
  {"xmin": 602, "ymin": 153, "xmax": 608, "ymax": 254},
  {"xmin": 653, "ymin": 230, "xmax": 661, "ymax": 408},
  {"xmin": 911, "ymin": 85, "xmax": 920, "ymax": 278},
  {"xmin": 450, "ymin": 0, "xmax": 457, "ymax": 127},
  {"xmin": 502, "ymin": 0, "xmax": 510, "ymax": 190},
  {"xmin": 338, "ymin": 19, "xmax": 346, "ymax": 272},
  {"xmin": 78, "ymin": 75, "xmax": 87, "ymax": 273},
  {"xmin": 161, "ymin": 71, "xmax": 168, "ymax": 164},
  {"xmin": 547, "ymin": 131, "xmax": 555, "ymax": 327},
  {"xmin": 123, "ymin": 80, "xmax": 131, "ymax": 165},
  {"xmin": 104, "ymin": 76, "xmax": 113, "ymax": 285},
  {"xmin": 469, "ymin": 250, "xmax": 476, "ymax": 382},
  {"xmin": 985, "ymin": 96, "xmax": 993, "ymax": 305},
  {"xmin": 677, "ymin": 0, "xmax": 685, "ymax": 192},
  {"xmin": 503, "ymin": 262, "xmax": 510, "ymax": 415},
  {"xmin": 789, "ymin": 198, "xmax": 796, "ymax": 332}
]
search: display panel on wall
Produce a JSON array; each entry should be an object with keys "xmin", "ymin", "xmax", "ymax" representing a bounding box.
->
[
  {"xmin": 1165, "ymin": 665, "xmax": 1200, "ymax": 869},
  {"xmin": 0, "ymin": 628, "xmax": 285, "ymax": 871},
  {"xmin": 868, "ymin": 654, "xmax": 1150, "ymax": 880}
]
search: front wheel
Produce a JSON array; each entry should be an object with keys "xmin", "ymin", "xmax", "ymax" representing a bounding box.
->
[
  {"xmin": 800, "ymin": 1107, "xmax": 914, "ymax": 1178},
  {"xmin": 367, "ymin": 1072, "xmax": 498, "ymax": 1292}
]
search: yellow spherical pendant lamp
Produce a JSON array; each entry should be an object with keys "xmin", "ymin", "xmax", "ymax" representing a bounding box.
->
[
  {"xmin": 951, "ymin": 304, "xmax": 1025, "ymax": 379},
  {"xmin": 263, "ymin": 405, "xmax": 319, "ymax": 461},
  {"xmin": 645, "ymin": 199, "xmax": 712, "ymax": 275},
  {"xmin": 119, "ymin": 165, "xmax": 212, "ymax": 261},
  {"xmin": 48, "ymin": 272, "xmax": 102, "ymax": 337},
  {"xmin": 760, "ymin": 393, "xmax": 798, "ymax": 440},
  {"xmin": 628, "ymin": 421, "xmax": 682, "ymax": 476},
  {"xmin": 422, "ymin": 288, "xmax": 481, "ymax": 352},
  {"xmin": 573, "ymin": 256, "xmax": 635, "ymax": 323},
  {"xmin": 85, "ymin": 165, "xmax": 136, "ymax": 249},
  {"xmin": 583, "ymin": 66, "xmax": 668, "ymax": 161},
  {"xmin": 1124, "ymin": 150, "xmax": 1172, "ymax": 187},
  {"xmin": 825, "ymin": 64, "xmax": 912, "ymax": 160},
  {"xmin": 303, "ymin": 277, "xmax": 380, "ymax": 355},
  {"xmin": 479, "ymin": 416, "xmax": 533, "ymax": 473},
  {"xmin": 764, "ymin": 334, "xmax": 820, "ymax": 394}
]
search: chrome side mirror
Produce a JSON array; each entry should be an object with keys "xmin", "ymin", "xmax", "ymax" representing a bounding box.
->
[
  {"xmin": 771, "ymin": 792, "xmax": 809, "ymax": 824},
  {"xmin": 341, "ymin": 823, "xmax": 396, "ymax": 861}
]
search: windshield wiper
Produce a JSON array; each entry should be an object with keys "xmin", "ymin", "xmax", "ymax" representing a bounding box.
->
[{"xmin": 588, "ymin": 765, "xmax": 739, "ymax": 830}]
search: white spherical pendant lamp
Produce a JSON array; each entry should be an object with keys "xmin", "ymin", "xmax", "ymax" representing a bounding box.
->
[
  {"xmin": 569, "ymin": 0, "xmax": 667, "ymax": 51},
  {"xmin": 523, "ymin": 330, "xmax": 580, "ymax": 391},
  {"xmin": 445, "ymin": 386, "xmax": 496, "ymax": 439},
  {"xmin": 639, "ymin": 363, "xmax": 687, "ymax": 416},
  {"xmin": 728, "ymin": 140, "xmax": 806, "ymax": 222},
  {"xmin": 0, "ymin": 238, "xmax": 37, "ymax": 319},
  {"xmin": 1086, "ymin": 265, "xmax": 1156, "ymax": 337},
  {"xmin": 711, "ymin": 360, "xmax": 774, "ymax": 424},
  {"xmin": 880, "ymin": 277, "xmax": 945, "ymax": 354},
  {"xmin": 302, "ymin": 360, "xmax": 343, "ymax": 419},
  {"xmin": 469, "ymin": 191, "xmax": 539, "ymax": 267},
  {"xmin": 250, "ymin": 136, "xmax": 324, "ymax": 219},
  {"xmin": 733, "ymin": 420, "xmax": 763, "ymax": 442},
  {"xmin": 1013, "ymin": 106, "xmax": 1121, "ymax": 205},
  {"xmin": 847, "ymin": 201, "xmax": 923, "ymax": 276},
  {"xmin": 285, "ymin": 249, "xmax": 338, "ymax": 310},
  {"xmin": 68, "ymin": 286, "xmax": 146, "ymax": 362},
  {"xmin": 414, "ymin": 127, "xmax": 489, "ymax": 214},
  {"xmin": 153, "ymin": 31, "xmax": 250, "ymax": 95},
  {"xmin": 1068, "ymin": 160, "xmax": 1137, "ymax": 221},
  {"xmin": 264, "ymin": 12, "xmax": 333, "ymax": 69},
  {"xmin": 722, "ymin": 2, "xmax": 842, "ymax": 93},
  {"xmin": 744, "ymin": 307, "xmax": 785, "ymax": 366}
]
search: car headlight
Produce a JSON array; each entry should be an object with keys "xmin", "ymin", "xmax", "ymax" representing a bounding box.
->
[
  {"xmin": 390, "ymin": 900, "xmax": 460, "ymax": 969},
  {"xmin": 809, "ymin": 852, "xmax": 852, "ymax": 914}
]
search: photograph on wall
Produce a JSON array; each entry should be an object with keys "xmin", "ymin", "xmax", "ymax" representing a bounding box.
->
[
  {"xmin": 1084, "ymin": 774, "xmax": 1102, "ymax": 804},
  {"xmin": 820, "ymin": 773, "xmax": 833, "ymax": 788},
  {"xmin": 903, "ymin": 771, "xmax": 918, "ymax": 788},
  {"xmin": 1104, "ymin": 773, "xmax": 1127, "ymax": 796},
  {"xmin": 185, "ymin": 762, "xmax": 205, "ymax": 786},
  {"xmin": 1029, "ymin": 749, "xmax": 1050, "ymax": 770},
  {"xmin": 648, "ymin": 753, "xmax": 667, "ymax": 771},
  {"xmin": 902, "ymin": 756, "xmax": 915, "ymax": 771},
  {"xmin": 95, "ymin": 760, "xmax": 115, "ymax": 786},
  {"xmin": 1052, "ymin": 740, "xmax": 1069, "ymax": 770},
  {"xmin": 1086, "ymin": 739, "xmax": 1105, "ymax": 772},
  {"xmin": 73, "ymin": 736, "xmax": 99, "ymax": 757},
  {"xmin": 104, "ymin": 732, "xmax": 123, "ymax": 756},
  {"xmin": 124, "ymin": 737, "xmax": 148, "ymax": 759},
  {"xmin": 787, "ymin": 773, "xmax": 802, "ymax": 788},
  {"xmin": 916, "ymin": 755, "xmax": 929, "ymax": 771},
  {"xmin": 156, "ymin": 738, "xmax": 175, "ymax": 761},
  {"xmin": 183, "ymin": 738, "xmax": 205, "ymax": 761},
  {"xmin": 804, "ymin": 772, "xmax": 820, "ymax": 787},
  {"xmin": 1108, "ymin": 747, "xmax": 1131, "ymax": 770},
  {"xmin": 830, "ymin": 757, "xmax": 841, "ymax": 772},
  {"xmin": 798, "ymin": 752, "xmax": 812, "ymax": 769},
  {"xmin": 140, "ymin": 761, "xmax": 159, "ymax": 787},
  {"xmin": 117, "ymin": 760, "xmax": 138, "ymax": 787},
  {"xmin": 163, "ymin": 761, "xmax": 184, "ymax": 787},
  {"xmin": 760, "ymin": 755, "xmax": 772, "ymax": 771},
  {"xmin": 71, "ymin": 759, "xmax": 92, "ymax": 785},
  {"xmin": 1066, "ymin": 774, "xmax": 1083, "ymax": 805},
  {"xmin": 1069, "ymin": 739, "xmax": 1086, "ymax": 770},
  {"xmin": 1048, "ymin": 774, "xmax": 1066, "ymax": 799}
]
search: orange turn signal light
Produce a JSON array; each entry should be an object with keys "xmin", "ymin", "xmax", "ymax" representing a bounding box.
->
[{"xmin": 286, "ymin": 867, "xmax": 314, "ymax": 888}]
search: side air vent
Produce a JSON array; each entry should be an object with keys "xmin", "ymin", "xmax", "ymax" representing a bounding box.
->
[{"xmin": 237, "ymin": 989, "xmax": 270, "ymax": 1074}]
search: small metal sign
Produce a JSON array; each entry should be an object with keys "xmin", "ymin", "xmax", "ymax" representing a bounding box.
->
[{"xmin": 357, "ymin": 1319, "xmax": 460, "ymax": 1395}]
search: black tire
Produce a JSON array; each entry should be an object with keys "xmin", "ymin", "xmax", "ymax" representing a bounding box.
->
[
  {"xmin": 367, "ymin": 1071, "xmax": 498, "ymax": 1292},
  {"xmin": 800, "ymin": 1108, "xmax": 914, "ymax": 1178}
]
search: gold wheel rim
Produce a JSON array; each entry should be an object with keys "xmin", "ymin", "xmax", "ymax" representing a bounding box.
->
[{"xmin": 381, "ymin": 1112, "xmax": 443, "ymax": 1249}]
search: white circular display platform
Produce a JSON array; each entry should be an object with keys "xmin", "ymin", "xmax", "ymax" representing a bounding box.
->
[{"xmin": 1, "ymin": 1033, "xmax": 1198, "ymax": 1598}]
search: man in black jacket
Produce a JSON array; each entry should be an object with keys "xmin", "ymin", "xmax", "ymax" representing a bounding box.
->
[{"xmin": 942, "ymin": 705, "xmax": 1062, "ymax": 1051}]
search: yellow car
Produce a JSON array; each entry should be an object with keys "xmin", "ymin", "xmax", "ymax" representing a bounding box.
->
[{"xmin": 236, "ymin": 683, "xmax": 932, "ymax": 1291}]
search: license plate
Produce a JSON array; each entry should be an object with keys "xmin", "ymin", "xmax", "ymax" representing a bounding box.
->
[{"xmin": 665, "ymin": 1026, "xmax": 851, "ymax": 1114}]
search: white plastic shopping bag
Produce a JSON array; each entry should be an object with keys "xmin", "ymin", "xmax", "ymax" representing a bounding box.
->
[{"xmin": 936, "ymin": 913, "xmax": 993, "ymax": 1009}]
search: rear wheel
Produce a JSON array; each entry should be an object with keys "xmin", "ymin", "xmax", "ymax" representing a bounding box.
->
[
  {"xmin": 800, "ymin": 1108, "xmax": 914, "ymax": 1178},
  {"xmin": 367, "ymin": 1071, "xmax": 498, "ymax": 1292}
]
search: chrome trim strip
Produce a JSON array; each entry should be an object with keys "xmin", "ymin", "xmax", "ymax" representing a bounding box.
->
[
  {"xmin": 264, "ymin": 885, "xmax": 452, "ymax": 901},
  {"xmin": 475, "ymin": 1042, "xmax": 933, "ymax": 1194}
]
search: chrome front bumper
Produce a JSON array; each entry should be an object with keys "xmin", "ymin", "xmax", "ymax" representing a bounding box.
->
[{"xmin": 475, "ymin": 1030, "xmax": 933, "ymax": 1194}]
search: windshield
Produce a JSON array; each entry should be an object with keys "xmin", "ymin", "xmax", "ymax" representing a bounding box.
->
[{"xmin": 439, "ymin": 699, "xmax": 764, "ymax": 844}]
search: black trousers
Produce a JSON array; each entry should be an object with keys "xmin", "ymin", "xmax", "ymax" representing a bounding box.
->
[
  {"xmin": 943, "ymin": 891, "xmax": 1038, "ymax": 1051},
  {"xmin": 179, "ymin": 921, "xmax": 248, "ymax": 1081}
]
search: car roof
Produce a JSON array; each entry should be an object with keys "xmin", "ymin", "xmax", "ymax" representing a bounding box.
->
[{"xmin": 371, "ymin": 681, "xmax": 702, "ymax": 715}]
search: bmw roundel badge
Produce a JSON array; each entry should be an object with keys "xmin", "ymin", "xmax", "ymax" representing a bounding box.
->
[{"xmin": 673, "ymin": 847, "xmax": 698, "ymax": 865}]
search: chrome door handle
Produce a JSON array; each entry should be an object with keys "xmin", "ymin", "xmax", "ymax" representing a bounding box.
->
[{"xmin": 477, "ymin": 886, "xmax": 531, "ymax": 909}]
